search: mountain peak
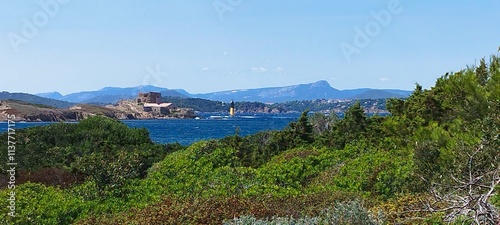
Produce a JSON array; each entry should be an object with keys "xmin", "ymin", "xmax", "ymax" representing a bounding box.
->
[
  {"xmin": 36, "ymin": 91, "xmax": 64, "ymax": 100},
  {"xmin": 310, "ymin": 80, "xmax": 331, "ymax": 88}
]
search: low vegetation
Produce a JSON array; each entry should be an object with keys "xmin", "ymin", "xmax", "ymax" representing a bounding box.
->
[{"xmin": 0, "ymin": 52, "xmax": 499, "ymax": 224}]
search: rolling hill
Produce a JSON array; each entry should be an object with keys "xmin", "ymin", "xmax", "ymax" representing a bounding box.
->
[
  {"xmin": 0, "ymin": 92, "xmax": 75, "ymax": 108},
  {"xmin": 37, "ymin": 85, "xmax": 186, "ymax": 104}
]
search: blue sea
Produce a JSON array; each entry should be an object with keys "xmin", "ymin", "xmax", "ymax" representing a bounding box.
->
[{"xmin": 0, "ymin": 114, "xmax": 299, "ymax": 146}]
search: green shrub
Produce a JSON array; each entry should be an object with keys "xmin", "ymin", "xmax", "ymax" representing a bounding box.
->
[
  {"xmin": 0, "ymin": 182, "xmax": 91, "ymax": 225},
  {"xmin": 226, "ymin": 201, "xmax": 382, "ymax": 225}
]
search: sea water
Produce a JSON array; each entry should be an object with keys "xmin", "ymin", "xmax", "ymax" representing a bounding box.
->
[{"xmin": 0, "ymin": 114, "xmax": 298, "ymax": 145}]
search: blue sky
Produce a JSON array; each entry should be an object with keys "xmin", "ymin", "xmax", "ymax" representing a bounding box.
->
[{"xmin": 1, "ymin": 0, "xmax": 499, "ymax": 95}]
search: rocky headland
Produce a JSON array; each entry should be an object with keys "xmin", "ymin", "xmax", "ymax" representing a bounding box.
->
[{"xmin": 0, "ymin": 100, "xmax": 196, "ymax": 122}]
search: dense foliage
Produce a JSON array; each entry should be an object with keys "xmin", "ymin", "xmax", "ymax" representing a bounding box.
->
[
  {"xmin": 0, "ymin": 117, "xmax": 177, "ymax": 195},
  {"xmin": 0, "ymin": 51, "xmax": 499, "ymax": 224}
]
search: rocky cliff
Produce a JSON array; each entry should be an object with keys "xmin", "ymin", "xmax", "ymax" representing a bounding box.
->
[
  {"xmin": 105, "ymin": 100, "xmax": 196, "ymax": 119},
  {"xmin": 0, "ymin": 98, "xmax": 198, "ymax": 122},
  {"xmin": 0, "ymin": 100, "xmax": 135, "ymax": 122}
]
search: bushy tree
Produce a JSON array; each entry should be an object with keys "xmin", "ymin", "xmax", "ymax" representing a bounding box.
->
[{"xmin": 288, "ymin": 110, "xmax": 314, "ymax": 146}]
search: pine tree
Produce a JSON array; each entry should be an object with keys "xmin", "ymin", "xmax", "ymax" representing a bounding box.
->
[
  {"xmin": 476, "ymin": 58, "xmax": 489, "ymax": 86},
  {"xmin": 288, "ymin": 110, "xmax": 314, "ymax": 146}
]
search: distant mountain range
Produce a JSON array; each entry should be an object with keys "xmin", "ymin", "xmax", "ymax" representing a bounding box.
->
[
  {"xmin": 37, "ymin": 86, "xmax": 186, "ymax": 104},
  {"xmin": 190, "ymin": 80, "xmax": 411, "ymax": 102},
  {"xmin": 0, "ymin": 91, "xmax": 74, "ymax": 108},
  {"xmin": 34, "ymin": 80, "xmax": 412, "ymax": 104}
]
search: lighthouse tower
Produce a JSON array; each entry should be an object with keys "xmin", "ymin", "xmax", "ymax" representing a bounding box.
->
[{"xmin": 229, "ymin": 100, "xmax": 235, "ymax": 116}]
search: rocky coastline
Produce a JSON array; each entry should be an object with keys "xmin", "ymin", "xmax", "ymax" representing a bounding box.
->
[{"xmin": 0, "ymin": 100, "xmax": 196, "ymax": 122}]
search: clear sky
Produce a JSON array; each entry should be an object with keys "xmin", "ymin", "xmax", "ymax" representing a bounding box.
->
[{"xmin": 1, "ymin": 0, "xmax": 499, "ymax": 95}]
